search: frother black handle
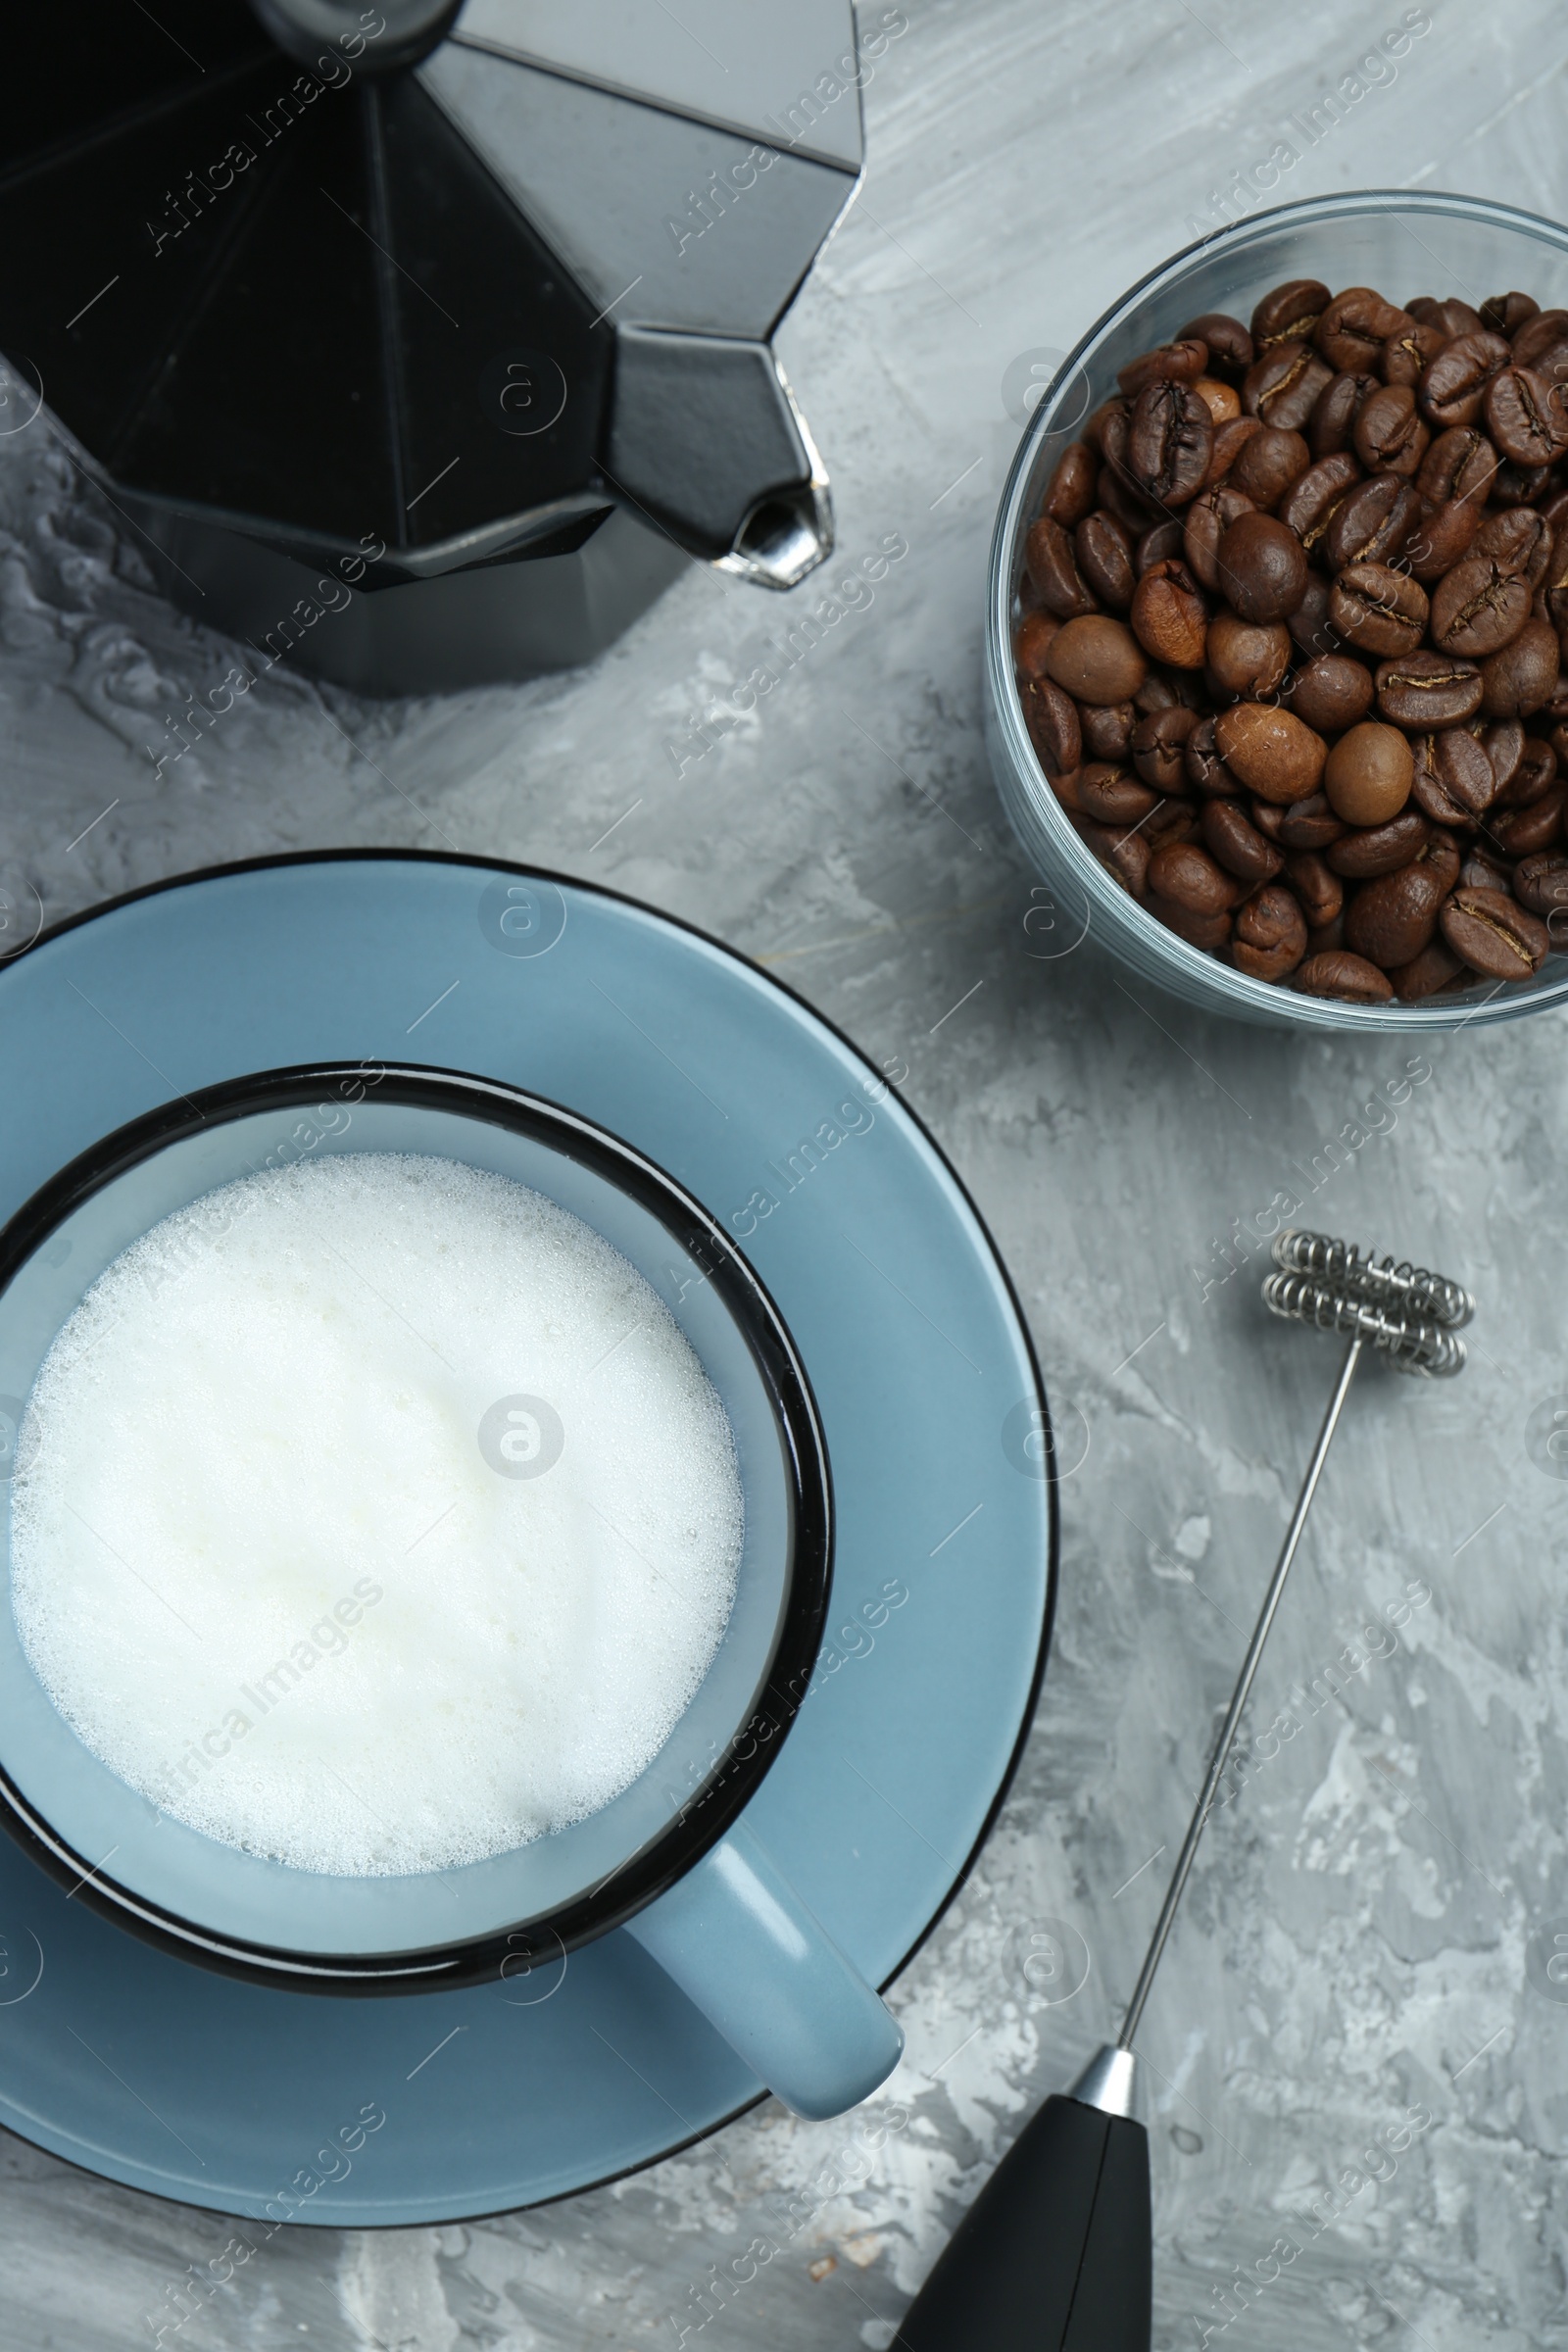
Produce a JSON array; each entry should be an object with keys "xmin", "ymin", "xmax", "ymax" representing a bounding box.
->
[{"xmin": 895, "ymin": 2093, "xmax": 1151, "ymax": 2352}]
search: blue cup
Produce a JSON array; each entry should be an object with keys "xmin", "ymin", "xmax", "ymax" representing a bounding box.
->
[{"xmin": 0, "ymin": 1063, "xmax": 904, "ymax": 2120}]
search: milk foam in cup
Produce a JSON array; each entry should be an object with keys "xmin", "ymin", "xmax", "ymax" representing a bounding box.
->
[{"xmin": 8, "ymin": 1153, "xmax": 744, "ymax": 1878}]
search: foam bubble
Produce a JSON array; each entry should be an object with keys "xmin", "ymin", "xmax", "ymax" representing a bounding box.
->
[{"xmin": 9, "ymin": 1153, "xmax": 743, "ymax": 1877}]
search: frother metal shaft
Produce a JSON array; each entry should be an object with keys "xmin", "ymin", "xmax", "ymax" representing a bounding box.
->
[
  {"xmin": 1115, "ymin": 1334, "xmax": 1362, "ymax": 2049},
  {"xmin": 1113, "ymin": 1228, "xmax": 1474, "ymax": 2055}
]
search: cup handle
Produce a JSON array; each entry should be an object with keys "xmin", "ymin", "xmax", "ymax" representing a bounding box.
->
[{"xmin": 623, "ymin": 1817, "xmax": 905, "ymax": 2121}]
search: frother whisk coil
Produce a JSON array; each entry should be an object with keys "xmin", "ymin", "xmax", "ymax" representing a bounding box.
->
[{"xmin": 1263, "ymin": 1229, "xmax": 1472, "ymax": 1377}]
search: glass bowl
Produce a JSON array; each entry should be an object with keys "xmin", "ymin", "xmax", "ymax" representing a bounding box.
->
[{"xmin": 986, "ymin": 190, "xmax": 1568, "ymax": 1032}]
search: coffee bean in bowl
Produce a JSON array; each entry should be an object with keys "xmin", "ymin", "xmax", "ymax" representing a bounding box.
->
[{"xmin": 992, "ymin": 204, "xmax": 1568, "ymax": 1025}]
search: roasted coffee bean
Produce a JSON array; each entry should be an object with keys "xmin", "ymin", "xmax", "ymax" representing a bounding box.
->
[
  {"xmin": 1288, "ymin": 574, "xmax": 1339, "ymax": 659},
  {"xmin": 1496, "ymin": 735, "xmax": 1558, "ymax": 807},
  {"xmin": 1491, "ymin": 460, "xmax": 1552, "ymax": 508},
  {"xmin": 1204, "ymin": 416, "xmax": 1263, "ymax": 486},
  {"xmin": 1229, "ymin": 426, "xmax": 1311, "ymax": 509},
  {"xmin": 1127, "ymin": 381, "xmax": 1214, "ymax": 507},
  {"xmin": 1486, "ymin": 524, "xmax": 1560, "ymax": 615},
  {"xmin": 1343, "ymin": 831, "xmax": 1460, "ymax": 966},
  {"xmin": 1087, "ymin": 399, "xmax": 1132, "ymax": 458},
  {"xmin": 1511, "ymin": 307, "xmax": 1568, "ymax": 367},
  {"xmin": 1014, "ymin": 609, "xmax": 1062, "ymax": 679},
  {"xmin": 1418, "ymin": 330, "xmax": 1512, "ymax": 429},
  {"xmin": 1044, "ymin": 614, "xmax": 1149, "ymax": 704},
  {"xmin": 1276, "ymin": 792, "xmax": 1346, "ymax": 850},
  {"xmin": 1250, "ymin": 280, "xmax": 1325, "ymax": 353},
  {"xmin": 1217, "ymin": 512, "xmax": 1308, "ymax": 621},
  {"xmin": 1232, "ymin": 882, "xmax": 1308, "ymax": 979},
  {"xmin": 1422, "ymin": 297, "xmax": 1486, "ymax": 340},
  {"xmin": 1489, "ymin": 785, "xmax": 1564, "ymax": 857},
  {"xmin": 1460, "ymin": 846, "xmax": 1516, "ymax": 893},
  {"xmin": 1381, "ymin": 320, "xmax": 1446, "ymax": 385},
  {"xmin": 1184, "ymin": 484, "xmax": 1255, "ymax": 588},
  {"xmin": 1072, "ymin": 813, "xmax": 1151, "ymax": 900},
  {"xmin": 1285, "ymin": 850, "xmax": 1344, "ymax": 928},
  {"xmin": 1323, "ymin": 720, "xmax": 1414, "ymax": 825},
  {"xmin": 1048, "ymin": 771, "xmax": 1086, "ymax": 821},
  {"xmin": 1526, "ymin": 368, "xmax": 1568, "ymax": 426},
  {"xmin": 1075, "ymin": 512, "xmax": 1136, "ymax": 608},
  {"xmin": 1243, "ymin": 340, "xmax": 1335, "ymax": 431},
  {"xmin": 1484, "ymin": 291, "xmax": 1540, "ymax": 336},
  {"xmin": 1041, "ymin": 441, "xmax": 1099, "ymax": 526},
  {"xmin": 1146, "ymin": 895, "xmax": 1233, "ymax": 950},
  {"xmin": 1143, "ymin": 797, "xmax": 1200, "ymax": 851},
  {"xmin": 1146, "ymin": 840, "xmax": 1240, "ymax": 916},
  {"xmin": 1139, "ymin": 665, "xmax": 1206, "ymax": 712},
  {"xmin": 1306, "ymin": 914, "xmax": 1347, "ymax": 956},
  {"xmin": 1081, "ymin": 701, "xmax": 1137, "ymax": 760},
  {"xmin": 1205, "ymin": 611, "xmax": 1292, "ymax": 699},
  {"xmin": 1527, "ymin": 326, "xmax": 1568, "ymax": 381},
  {"xmin": 1391, "ymin": 940, "xmax": 1468, "ymax": 999},
  {"xmin": 1416, "ymin": 425, "xmax": 1499, "ymax": 508},
  {"xmin": 1374, "ymin": 650, "xmax": 1485, "ymax": 727},
  {"xmin": 1513, "ymin": 848, "xmax": 1568, "ymax": 915},
  {"xmin": 1482, "ymin": 718, "xmax": 1526, "ymax": 799},
  {"xmin": 1215, "ymin": 702, "xmax": 1327, "ymax": 802},
  {"xmin": 1330, "ymin": 564, "xmax": 1429, "ymax": 657},
  {"xmin": 1078, "ymin": 761, "xmax": 1158, "ymax": 825},
  {"xmin": 1025, "ymin": 516, "xmax": 1098, "ymax": 616},
  {"xmin": 1410, "ymin": 726, "xmax": 1495, "ymax": 824},
  {"xmin": 1353, "ymin": 382, "xmax": 1430, "ymax": 477},
  {"xmin": 1278, "ymin": 451, "xmax": 1362, "ymax": 558},
  {"xmin": 1117, "ymin": 338, "xmax": 1209, "ymax": 396},
  {"xmin": 1308, "ymin": 370, "xmax": 1380, "ymax": 457},
  {"xmin": 1021, "ymin": 677, "xmax": 1081, "ymax": 774},
  {"xmin": 1097, "ymin": 461, "xmax": 1157, "ymax": 534},
  {"xmin": 1184, "ymin": 713, "xmax": 1240, "ymax": 795},
  {"xmin": 1290, "ymin": 653, "xmax": 1375, "ymax": 733},
  {"xmin": 1130, "ymin": 706, "xmax": 1197, "ymax": 789},
  {"xmin": 1485, "ymin": 366, "xmax": 1568, "ymax": 466},
  {"xmin": 1316, "ymin": 287, "xmax": 1412, "ymax": 372},
  {"xmin": 1324, "ymin": 475, "xmax": 1423, "ymax": 571},
  {"xmin": 1181, "ymin": 311, "xmax": 1254, "ymax": 375},
  {"xmin": 1136, "ymin": 518, "xmax": 1186, "ymax": 572},
  {"xmin": 1474, "ymin": 505, "xmax": 1555, "ymax": 587},
  {"xmin": 1327, "ymin": 808, "xmax": 1431, "ymax": 877},
  {"xmin": 1430, "ymin": 555, "xmax": 1533, "ymax": 657},
  {"xmin": 1131, "ymin": 559, "xmax": 1209, "ymax": 667},
  {"xmin": 1295, "ymin": 951, "xmax": 1396, "ymax": 1003},
  {"xmin": 1403, "ymin": 498, "xmax": 1482, "ymax": 581},
  {"xmin": 1479, "ymin": 615, "xmax": 1560, "ymax": 718},
  {"xmin": 1252, "ymin": 279, "xmax": 1330, "ymax": 348},
  {"xmin": 1193, "ymin": 378, "xmax": 1241, "ymax": 427},
  {"xmin": 1440, "ymin": 883, "xmax": 1549, "ymax": 978},
  {"xmin": 1201, "ymin": 797, "xmax": 1285, "ymax": 884},
  {"xmin": 1096, "ymin": 403, "xmax": 1148, "ymax": 488}
]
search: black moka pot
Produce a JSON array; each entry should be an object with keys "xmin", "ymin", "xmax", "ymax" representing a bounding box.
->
[{"xmin": 0, "ymin": 0, "xmax": 863, "ymax": 691}]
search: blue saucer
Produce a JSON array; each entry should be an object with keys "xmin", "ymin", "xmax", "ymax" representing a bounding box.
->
[{"xmin": 0, "ymin": 856, "xmax": 1054, "ymax": 2224}]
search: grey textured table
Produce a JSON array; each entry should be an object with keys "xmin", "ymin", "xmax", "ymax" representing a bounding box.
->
[{"xmin": 3, "ymin": 2, "xmax": 1567, "ymax": 2344}]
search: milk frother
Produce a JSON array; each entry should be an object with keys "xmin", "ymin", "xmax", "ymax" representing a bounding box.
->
[{"xmin": 898, "ymin": 1229, "xmax": 1473, "ymax": 2351}]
